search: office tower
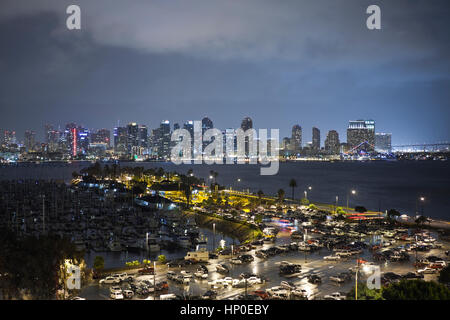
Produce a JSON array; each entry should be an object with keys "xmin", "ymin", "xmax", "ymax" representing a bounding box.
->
[
  {"xmin": 240, "ymin": 117, "xmax": 253, "ymax": 156},
  {"xmin": 183, "ymin": 121, "xmax": 194, "ymax": 137},
  {"xmin": 375, "ymin": 133, "xmax": 392, "ymax": 153},
  {"xmin": 3, "ymin": 130, "xmax": 17, "ymax": 146},
  {"xmin": 159, "ymin": 120, "xmax": 171, "ymax": 159},
  {"xmin": 201, "ymin": 117, "xmax": 213, "ymax": 133},
  {"xmin": 77, "ymin": 127, "xmax": 90, "ymax": 154},
  {"xmin": 47, "ymin": 129, "xmax": 60, "ymax": 152},
  {"xmin": 64, "ymin": 123, "xmax": 77, "ymax": 157},
  {"xmin": 44, "ymin": 124, "xmax": 53, "ymax": 144},
  {"xmin": 91, "ymin": 129, "xmax": 111, "ymax": 147},
  {"xmin": 347, "ymin": 120, "xmax": 375, "ymax": 153},
  {"xmin": 324, "ymin": 130, "xmax": 340, "ymax": 154},
  {"xmin": 291, "ymin": 125, "xmax": 302, "ymax": 152},
  {"xmin": 173, "ymin": 123, "xmax": 180, "ymax": 131},
  {"xmin": 113, "ymin": 126, "xmax": 128, "ymax": 155},
  {"xmin": 138, "ymin": 125, "xmax": 148, "ymax": 149},
  {"xmin": 241, "ymin": 117, "xmax": 253, "ymax": 131},
  {"xmin": 312, "ymin": 127, "xmax": 320, "ymax": 150},
  {"xmin": 202, "ymin": 117, "xmax": 214, "ymax": 152},
  {"xmin": 282, "ymin": 137, "xmax": 291, "ymax": 152},
  {"xmin": 126, "ymin": 122, "xmax": 139, "ymax": 156},
  {"xmin": 224, "ymin": 128, "xmax": 236, "ymax": 158},
  {"xmin": 24, "ymin": 130, "xmax": 36, "ymax": 152}
]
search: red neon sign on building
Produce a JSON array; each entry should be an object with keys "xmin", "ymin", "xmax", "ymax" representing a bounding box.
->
[{"xmin": 72, "ymin": 128, "xmax": 77, "ymax": 157}]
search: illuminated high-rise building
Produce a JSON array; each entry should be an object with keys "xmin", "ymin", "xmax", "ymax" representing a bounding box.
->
[
  {"xmin": 291, "ymin": 125, "xmax": 302, "ymax": 152},
  {"xmin": 375, "ymin": 133, "xmax": 392, "ymax": 153},
  {"xmin": 312, "ymin": 127, "xmax": 320, "ymax": 150},
  {"xmin": 24, "ymin": 130, "xmax": 36, "ymax": 152},
  {"xmin": 324, "ymin": 130, "xmax": 340, "ymax": 154},
  {"xmin": 347, "ymin": 120, "xmax": 375, "ymax": 153}
]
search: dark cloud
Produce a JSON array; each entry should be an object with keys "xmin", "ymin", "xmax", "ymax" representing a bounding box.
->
[{"xmin": 0, "ymin": 0, "xmax": 449, "ymax": 144}]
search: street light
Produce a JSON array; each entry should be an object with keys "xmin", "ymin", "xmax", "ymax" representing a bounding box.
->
[
  {"xmin": 335, "ymin": 196, "xmax": 339, "ymax": 213},
  {"xmin": 419, "ymin": 196, "xmax": 425, "ymax": 216},
  {"xmin": 347, "ymin": 190, "xmax": 356, "ymax": 209},
  {"xmin": 304, "ymin": 190, "xmax": 307, "ymax": 200},
  {"xmin": 212, "ymin": 223, "xmax": 216, "ymax": 252}
]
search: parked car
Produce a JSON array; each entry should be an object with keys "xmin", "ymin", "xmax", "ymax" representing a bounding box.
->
[
  {"xmin": 123, "ymin": 290, "xmax": 134, "ymax": 299},
  {"xmin": 252, "ymin": 290, "xmax": 269, "ymax": 300},
  {"xmin": 307, "ymin": 274, "xmax": 322, "ymax": 284},
  {"xmin": 202, "ymin": 290, "xmax": 217, "ymax": 300},
  {"xmin": 280, "ymin": 281, "xmax": 296, "ymax": 290},
  {"xmin": 324, "ymin": 292, "xmax": 345, "ymax": 300},
  {"xmin": 138, "ymin": 266, "xmax": 155, "ymax": 275},
  {"xmin": 110, "ymin": 291, "xmax": 124, "ymax": 300},
  {"xmin": 417, "ymin": 267, "xmax": 438, "ymax": 274},
  {"xmin": 99, "ymin": 276, "xmax": 121, "ymax": 285}
]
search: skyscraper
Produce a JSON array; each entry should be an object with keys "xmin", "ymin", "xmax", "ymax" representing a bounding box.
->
[
  {"xmin": 291, "ymin": 125, "xmax": 302, "ymax": 152},
  {"xmin": 241, "ymin": 117, "xmax": 253, "ymax": 131},
  {"xmin": 113, "ymin": 126, "xmax": 128, "ymax": 155},
  {"xmin": 24, "ymin": 130, "xmax": 36, "ymax": 152},
  {"xmin": 201, "ymin": 117, "xmax": 213, "ymax": 134},
  {"xmin": 159, "ymin": 120, "xmax": 171, "ymax": 159},
  {"xmin": 312, "ymin": 127, "xmax": 320, "ymax": 150},
  {"xmin": 240, "ymin": 117, "xmax": 253, "ymax": 156},
  {"xmin": 375, "ymin": 133, "xmax": 392, "ymax": 153},
  {"xmin": 91, "ymin": 129, "xmax": 111, "ymax": 147},
  {"xmin": 325, "ymin": 130, "xmax": 340, "ymax": 154},
  {"xmin": 347, "ymin": 120, "xmax": 375, "ymax": 153}
]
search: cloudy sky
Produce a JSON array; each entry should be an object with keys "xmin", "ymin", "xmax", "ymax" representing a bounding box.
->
[{"xmin": 0, "ymin": 0, "xmax": 449, "ymax": 145}]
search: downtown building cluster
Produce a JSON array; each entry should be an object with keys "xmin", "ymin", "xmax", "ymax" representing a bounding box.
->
[
  {"xmin": 281, "ymin": 119, "xmax": 391, "ymax": 157},
  {"xmin": 0, "ymin": 117, "xmax": 392, "ymax": 162}
]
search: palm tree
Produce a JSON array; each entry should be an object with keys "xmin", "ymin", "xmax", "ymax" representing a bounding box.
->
[
  {"xmin": 289, "ymin": 179, "xmax": 297, "ymax": 200},
  {"xmin": 415, "ymin": 215, "xmax": 427, "ymax": 226},
  {"xmin": 277, "ymin": 189, "xmax": 285, "ymax": 203},
  {"xmin": 387, "ymin": 209, "xmax": 400, "ymax": 220},
  {"xmin": 257, "ymin": 190, "xmax": 264, "ymax": 205}
]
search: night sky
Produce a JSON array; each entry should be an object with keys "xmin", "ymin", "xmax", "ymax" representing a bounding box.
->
[{"xmin": 0, "ymin": 0, "xmax": 449, "ymax": 145}]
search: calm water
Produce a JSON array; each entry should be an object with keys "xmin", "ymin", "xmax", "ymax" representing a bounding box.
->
[{"xmin": 1, "ymin": 160, "xmax": 449, "ymax": 220}]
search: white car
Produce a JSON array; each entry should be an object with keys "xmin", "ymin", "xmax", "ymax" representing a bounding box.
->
[
  {"xmin": 110, "ymin": 291, "xmax": 124, "ymax": 300},
  {"xmin": 231, "ymin": 258, "xmax": 243, "ymax": 265},
  {"xmin": 292, "ymin": 289, "xmax": 308, "ymax": 299},
  {"xmin": 280, "ymin": 281, "xmax": 296, "ymax": 290},
  {"xmin": 109, "ymin": 286, "xmax": 122, "ymax": 294},
  {"xmin": 223, "ymin": 277, "xmax": 234, "ymax": 285},
  {"xmin": 194, "ymin": 271, "xmax": 208, "ymax": 279},
  {"xmin": 324, "ymin": 255, "xmax": 341, "ymax": 261},
  {"xmin": 160, "ymin": 293, "xmax": 177, "ymax": 300},
  {"xmin": 99, "ymin": 276, "xmax": 121, "ymax": 284},
  {"xmin": 324, "ymin": 292, "xmax": 345, "ymax": 300},
  {"xmin": 123, "ymin": 290, "xmax": 134, "ymax": 299},
  {"xmin": 417, "ymin": 267, "xmax": 438, "ymax": 274},
  {"xmin": 335, "ymin": 251, "xmax": 352, "ymax": 257},
  {"xmin": 180, "ymin": 270, "xmax": 193, "ymax": 278},
  {"xmin": 247, "ymin": 276, "xmax": 262, "ymax": 285}
]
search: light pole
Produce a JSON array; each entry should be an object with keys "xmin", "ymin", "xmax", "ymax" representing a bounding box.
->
[
  {"xmin": 304, "ymin": 228, "xmax": 308, "ymax": 263},
  {"xmin": 212, "ymin": 223, "xmax": 216, "ymax": 252},
  {"xmin": 335, "ymin": 196, "xmax": 339, "ymax": 213},
  {"xmin": 347, "ymin": 190, "xmax": 356, "ymax": 210},
  {"xmin": 420, "ymin": 197, "xmax": 425, "ymax": 216},
  {"xmin": 153, "ymin": 261, "xmax": 156, "ymax": 300},
  {"xmin": 355, "ymin": 259, "xmax": 359, "ymax": 300},
  {"xmin": 304, "ymin": 190, "xmax": 307, "ymax": 201}
]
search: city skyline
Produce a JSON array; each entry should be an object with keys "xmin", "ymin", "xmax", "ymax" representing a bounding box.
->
[{"xmin": 0, "ymin": 1, "xmax": 449, "ymax": 145}]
